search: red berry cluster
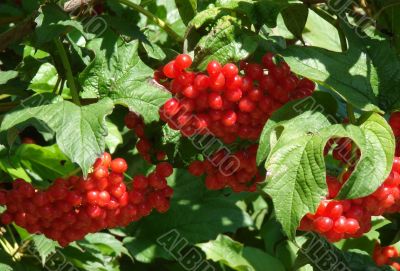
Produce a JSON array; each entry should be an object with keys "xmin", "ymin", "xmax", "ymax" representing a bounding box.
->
[
  {"xmin": 124, "ymin": 111, "xmax": 166, "ymax": 163},
  {"xmin": 157, "ymin": 53, "xmax": 315, "ymax": 144},
  {"xmin": 390, "ymin": 112, "xmax": 400, "ymax": 157},
  {"xmin": 300, "ymin": 157, "xmax": 400, "ymax": 242},
  {"xmin": 373, "ymin": 243, "xmax": 400, "ymax": 270},
  {"xmin": 188, "ymin": 145, "xmax": 263, "ymax": 192},
  {"xmin": 0, "ymin": 154, "xmax": 174, "ymax": 247}
]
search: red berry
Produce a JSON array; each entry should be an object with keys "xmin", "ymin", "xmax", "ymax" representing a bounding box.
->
[
  {"xmin": 163, "ymin": 61, "xmax": 180, "ymax": 78},
  {"xmin": 133, "ymin": 175, "xmax": 148, "ymax": 190},
  {"xmin": 188, "ymin": 161, "xmax": 205, "ymax": 176},
  {"xmin": 222, "ymin": 63, "xmax": 238, "ymax": 78},
  {"xmin": 156, "ymin": 162, "xmax": 173, "ymax": 177},
  {"xmin": 193, "ymin": 74, "xmax": 210, "ymax": 91},
  {"xmin": 224, "ymin": 88, "xmax": 242, "ymax": 102},
  {"xmin": 345, "ymin": 218, "xmax": 360, "ymax": 234},
  {"xmin": 221, "ymin": 110, "xmax": 237, "ymax": 127},
  {"xmin": 238, "ymin": 97, "xmax": 255, "ymax": 112},
  {"xmin": 245, "ymin": 63, "xmax": 263, "ymax": 80},
  {"xmin": 208, "ymin": 93, "xmax": 223, "ymax": 110},
  {"xmin": 207, "ymin": 61, "xmax": 222, "ymax": 76},
  {"xmin": 313, "ymin": 217, "xmax": 333, "ymax": 233},
  {"xmin": 209, "ymin": 73, "xmax": 225, "ymax": 92},
  {"xmin": 110, "ymin": 158, "xmax": 128, "ymax": 173},
  {"xmin": 174, "ymin": 54, "xmax": 192, "ymax": 70}
]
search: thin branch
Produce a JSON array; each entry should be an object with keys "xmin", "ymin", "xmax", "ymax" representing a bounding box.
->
[{"xmin": 118, "ymin": 0, "xmax": 184, "ymax": 42}]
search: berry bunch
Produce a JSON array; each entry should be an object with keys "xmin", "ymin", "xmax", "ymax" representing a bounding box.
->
[
  {"xmin": 300, "ymin": 157, "xmax": 400, "ymax": 242},
  {"xmin": 299, "ymin": 176, "xmax": 366, "ymax": 242},
  {"xmin": 373, "ymin": 243, "xmax": 400, "ymax": 270},
  {"xmin": 157, "ymin": 53, "xmax": 315, "ymax": 143},
  {"xmin": 389, "ymin": 112, "xmax": 400, "ymax": 157},
  {"xmin": 0, "ymin": 154, "xmax": 174, "ymax": 247},
  {"xmin": 188, "ymin": 145, "xmax": 263, "ymax": 192},
  {"xmin": 124, "ymin": 111, "xmax": 166, "ymax": 163}
]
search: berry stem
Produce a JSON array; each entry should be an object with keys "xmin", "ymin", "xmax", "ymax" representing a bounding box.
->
[
  {"xmin": 118, "ymin": 0, "xmax": 183, "ymax": 43},
  {"xmin": 123, "ymin": 172, "xmax": 133, "ymax": 182},
  {"xmin": 54, "ymin": 38, "xmax": 81, "ymax": 106}
]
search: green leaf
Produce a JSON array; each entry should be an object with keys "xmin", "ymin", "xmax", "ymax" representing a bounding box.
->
[
  {"xmin": 301, "ymin": 9, "xmax": 342, "ymax": 52},
  {"xmin": 80, "ymin": 38, "xmax": 170, "ymax": 123},
  {"xmin": 105, "ymin": 120, "xmax": 122, "ymax": 154},
  {"xmin": 0, "ymin": 263, "xmax": 13, "ymax": 271},
  {"xmin": 262, "ymin": 111, "xmax": 331, "ymax": 239},
  {"xmin": 175, "ymin": 0, "xmax": 197, "ymax": 25},
  {"xmin": 29, "ymin": 63, "xmax": 70, "ymax": 97},
  {"xmin": 81, "ymin": 233, "xmax": 132, "ymax": 259},
  {"xmin": 123, "ymin": 169, "xmax": 252, "ymax": 263},
  {"xmin": 281, "ymin": 4, "xmax": 308, "ymax": 39},
  {"xmin": 141, "ymin": 41, "xmax": 166, "ymax": 60},
  {"xmin": 339, "ymin": 22, "xmax": 400, "ymax": 112},
  {"xmin": 0, "ymin": 156, "xmax": 31, "ymax": 181},
  {"xmin": 34, "ymin": 4, "xmax": 87, "ymax": 44},
  {"xmin": 281, "ymin": 46, "xmax": 381, "ymax": 113},
  {"xmin": 31, "ymin": 235, "xmax": 58, "ymax": 265},
  {"xmin": 255, "ymin": 0, "xmax": 301, "ymax": 27},
  {"xmin": 257, "ymin": 91, "xmax": 338, "ymax": 165},
  {"xmin": 0, "ymin": 71, "xmax": 18, "ymax": 85},
  {"xmin": 189, "ymin": 7, "xmax": 224, "ymax": 29},
  {"xmin": 336, "ymin": 112, "xmax": 395, "ymax": 199},
  {"xmin": 193, "ymin": 16, "xmax": 258, "ymax": 69},
  {"xmin": 15, "ymin": 144, "xmax": 76, "ymax": 181},
  {"xmin": 261, "ymin": 111, "xmax": 394, "ymax": 238},
  {"xmin": 198, "ymin": 234, "xmax": 285, "ymax": 271},
  {"xmin": 0, "ymin": 94, "xmax": 114, "ymax": 176}
]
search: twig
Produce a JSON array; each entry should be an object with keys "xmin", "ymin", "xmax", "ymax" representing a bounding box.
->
[
  {"xmin": 54, "ymin": 39, "xmax": 81, "ymax": 105},
  {"xmin": 118, "ymin": 0, "xmax": 183, "ymax": 42}
]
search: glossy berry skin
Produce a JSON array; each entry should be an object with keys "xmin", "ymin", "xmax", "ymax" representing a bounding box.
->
[
  {"xmin": 222, "ymin": 63, "xmax": 238, "ymax": 78},
  {"xmin": 313, "ymin": 217, "xmax": 333, "ymax": 233},
  {"xmin": 221, "ymin": 110, "xmax": 237, "ymax": 126},
  {"xmin": 207, "ymin": 60, "xmax": 222, "ymax": 76},
  {"xmin": 110, "ymin": 158, "xmax": 128, "ymax": 173},
  {"xmin": 208, "ymin": 93, "xmax": 223, "ymax": 110},
  {"xmin": 174, "ymin": 54, "xmax": 192, "ymax": 70},
  {"xmin": 163, "ymin": 61, "xmax": 178, "ymax": 78}
]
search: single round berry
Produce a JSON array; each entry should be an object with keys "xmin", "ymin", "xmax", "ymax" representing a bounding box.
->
[
  {"xmin": 174, "ymin": 54, "xmax": 192, "ymax": 70},
  {"xmin": 110, "ymin": 158, "xmax": 128, "ymax": 173},
  {"xmin": 207, "ymin": 60, "xmax": 222, "ymax": 76},
  {"xmin": 156, "ymin": 162, "xmax": 173, "ymax": 177},
  {"xmin": 222, "ymin": 63, "xmax": 238, "ymax": 78},
  {"xmin": 313, "ymin": 217, "xmax": 333, "ymax": 233}
]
